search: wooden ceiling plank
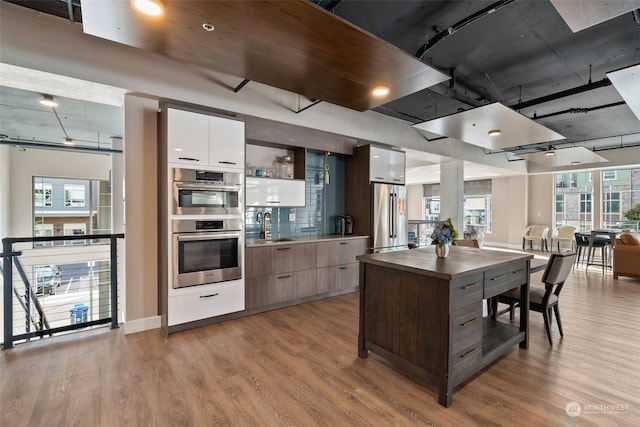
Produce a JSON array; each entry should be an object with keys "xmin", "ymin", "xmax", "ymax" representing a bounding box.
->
[{"xmin": 81, "ymin": 0, "xmax": 449, "ymax": 111}]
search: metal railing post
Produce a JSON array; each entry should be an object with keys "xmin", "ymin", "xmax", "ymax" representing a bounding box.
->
[
  {"xmin": 3, "ymin": 239, "xmax": 14, "ymax": 349},
  {"xmin": 110, "ymin": 235, "xmax": 119, "ymax": 329}
]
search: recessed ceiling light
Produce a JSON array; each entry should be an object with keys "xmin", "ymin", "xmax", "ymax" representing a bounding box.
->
[
  {"xmin": 487, "ymin": 129, "xmax": 501, "ymax": 136},
  {"xmin": 571, "ymin": 161, "xmax": 581, "ymax": 165},
  {"xmin": 63, "ymin": 138, "xmax": 75, "ymax": 146},
  {"xmin": 131, "ymin": 0, "xmax": 164, "ymax": 17},
  {"xmin": 545, "ymin": 151, "xmax": 556, "ymax": 157},
  {"xmin": 39, "ymin": 94, "xmax": 58, "ymax": 107},
  {"xmin": 371, "ymin": 85, "xmax": 390, "ymax": 97}
]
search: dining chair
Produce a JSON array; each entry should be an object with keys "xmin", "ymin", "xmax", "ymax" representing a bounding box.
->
[
  {"xmin": 452, "ymin": 239, "xmax": 479, "ymax": 248},
  {"xmin": 522, "ymin": 225, "xmax": 549, "ymax": 251},
  {"xmin": 550, "ymin": 225, "xmax": 576, "ymax": 252},
  {"xmin": 495, "ymin": 252, "xmax": 576, "ymax": 345}
]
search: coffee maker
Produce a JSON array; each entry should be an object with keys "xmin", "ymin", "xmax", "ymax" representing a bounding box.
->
[{"xmin": 336, "ymin": 215, "xmax": 353, "ymax": 235}]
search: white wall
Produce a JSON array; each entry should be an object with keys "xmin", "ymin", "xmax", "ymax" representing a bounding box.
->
[
  {"xmin": 407, "ymin": 185, "xmax": 424, "ymax": 220},
  {"xmin": 0, "ymin": 145, "xmax": 9, "ymax": 240},
  {"xmin": 487, "ymin": 175, "xmax": 528, "ymax": 248},
  {"xmin": 527, "ymin": 174, "xmax": 554, "ymax": 231}
]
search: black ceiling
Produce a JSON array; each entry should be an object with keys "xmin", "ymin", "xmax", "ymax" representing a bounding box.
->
[{"xmin": 5, "ymin": 0, "xmax": 640, "ymax": 153}]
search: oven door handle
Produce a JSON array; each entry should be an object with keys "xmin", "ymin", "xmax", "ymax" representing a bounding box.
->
[
  {"xmin": 174, "ymin": 183, "xmax": 241, "ymax": 191},
  {"xmin": 175, "ymin": 232, "xmax": 241, "ymax": 242}
]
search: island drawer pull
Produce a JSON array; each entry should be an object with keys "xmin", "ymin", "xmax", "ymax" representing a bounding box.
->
[
  {"xmin": 491, "ymin": 274, "xmax": 506, "ymax": 281},
  {"xmin": 512, "ymin": 268, "xmax": 524, "ymax": 274},
  {"xmin": 277, "ymin": 274, "xmax": 292, "ymax": 279},
  {"xmin": 461, "ymin": 317, "xmax": 478, "ymax": 327},
  {"xmin": 199, "ymin": 293, "xmax": 219, "ymax": 299},
  {"xmin": 459, "ymin": 348, "xmax": 477, "ymax": 359},
  {"xmin": 339, "ymin": 266, "xmax": 349, "ymax": 270},
  {"xmin": 462, "ymin": 283, "xmax": 479, "ymax": 290},
  {"xmin": 276, "ymin": 247, "xmax": 291, "ymax": 251},
  {"xmin": 339, "ymin": 242, "xmax": 348, "ymax": 245},
  {"xmin": 178, "ymin": 157, "xmax": 200, "ymax": 162}
]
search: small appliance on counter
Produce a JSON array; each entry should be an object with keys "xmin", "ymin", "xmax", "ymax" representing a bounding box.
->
[{"xmin": 336, "ymin": 215, "xmax": 353, "ymax": 236}]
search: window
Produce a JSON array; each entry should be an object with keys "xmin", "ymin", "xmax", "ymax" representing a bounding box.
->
[
  {"xmin": 34, "ymin": 183, "xmax": 52, "ymax": 207},
  {"xmin": 580, "ymin": 194, "xmax": 592, "ymax": 213},
  {"xmin": 32, "ymin": 177, "xmax": 112, "ymax": 247},
  {"xmin": 603, "ymin": 170, "xmax": 617, "ymax": 181},
  {"xmin": 603, "ymin": 192, "xmax": 620, "ymax": 213},
  {"xmin": 555, "ymin": 194, "xmax": 564, "ymax": 213},
  {"xmin": 64, "ymin": 184, "xmax": 86, "ymax": 207}
]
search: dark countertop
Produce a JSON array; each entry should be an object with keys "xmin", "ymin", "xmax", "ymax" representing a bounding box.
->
[
  {"xmin": 246, "ymin": 234, "xmax": 369, "ymax": 248},
  {"xmin": 356, "ymin": 246, "xmax": 533, "ymax": 280}
]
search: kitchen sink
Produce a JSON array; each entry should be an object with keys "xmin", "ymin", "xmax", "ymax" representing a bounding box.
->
[{"xmin": 254, "ymin": 238, "xmax": 295, "ymax": 244}]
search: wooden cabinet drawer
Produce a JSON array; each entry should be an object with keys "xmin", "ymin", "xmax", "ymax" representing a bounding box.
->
[
  {"xmin": 317, "ymin": 238, "xmax": 369, "ymax": 268},
  {"xmin": 451, "ymin": 345, "xmax": 482, "ymax": 386},
  {"xmin": 317, "ymin": 263, "xmax": 359, "ymax": 294},
  {"xmin": 272, "ymin": 243, "xmax": 316, "ymax": 273},
  {"xmin": 483, "ymin": 262, "xmax": 527, "ymax": 298},
  {"xmin": 168, "ymin": 281, "xmax": 244, "ymax": 326},
  {"xmin": 450, "ymin": 273, "xmax": 483, "ymax": 310},
  {"xmin": 451, "ymin": 303, "xmax": 482, "ymax": 357},
  {"xmin": 245, "ymin": 269, "xmax": 316, "ymax": 309}
]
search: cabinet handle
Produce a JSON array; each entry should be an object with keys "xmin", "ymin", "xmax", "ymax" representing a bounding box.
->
[
  {"xmin": 462, "ymin": 283, "xmax": 479, "ymax": 290},
  {"xmin": 512, "ymin": 268, "xmax": 524, "ymax": 274},
  {"xmin": 339, "ymin": 266, "xmax": 349, "ymax": 270},
  {"xmin": 199, "ymin": 293, "xmax": 219, "ymax": 299},
  {"xmin": 277, "ymin": 275, "xmax": 292, "ymax": 279},
  {"xmin": 459, "ymin": 348, "xmax": 477, "ymax": 359},
  {"xmin": 491, "ymin": 274, "xmax": 506, "ymax": 281},
  {"xmin": 339, "ymin": 242, "xmax": 348, "ymax": 245},
  {"xmin": 218, "ymin": 161, "xmax": 237, "ymax": 165},
  {"xmin": 276, "ymin": 247, "xmax": 291, "ymax": 251},
  {"xmin": 461, "ymin": 317, "xmax": 478, "ymax": 327},
  {"xmin": 178, "ymin": 157, "xmax": 200, "ymax": 162},
  {"xmin": 375, "ymin": 176, "xmax": 385, "ymax": 180},
  {"xmin": 267, "ymin": 201, "xmax": 281, "ymax": 204},
  {"xmin": 392, "ymin": 178, "xmax": 401, "ymax": 182}
]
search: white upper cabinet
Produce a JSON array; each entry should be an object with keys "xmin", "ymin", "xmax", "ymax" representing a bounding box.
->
[
  {"xmin": 369, "ymin": 146, "xmax": 405, "ymax": 184},
  {"xmin": 166, "ymin": 108, "xmax": 245, "ymax": 169},
  {"xmin": 387, "ymin": 149, "xmax": 406, "ymax": 184},
  {"xmin": 167, "ymin": 108, "xmax": 209, "ymax": 165},
  {"xmin": 369, "ymin": 146, "xmax": 390, "ymax": 182},
  {"xmin": 246, "ymin": 177, "xmax": 305, "ymax": 207},
  {"xmin": 209, "ymin": 115, "xmax": 245, "ymax": 169}
]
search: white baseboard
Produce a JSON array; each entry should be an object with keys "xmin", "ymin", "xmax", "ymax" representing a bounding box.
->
[{"xmin": 123, "ymin": 315, "xmax": 161, "ymax": 335}]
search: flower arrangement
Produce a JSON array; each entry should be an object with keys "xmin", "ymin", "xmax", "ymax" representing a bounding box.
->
[{"xmin": 430, "ymin": 218, "xmax": 459, "ymax": 246}]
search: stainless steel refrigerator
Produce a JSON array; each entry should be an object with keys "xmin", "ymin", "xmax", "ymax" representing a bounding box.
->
[{"xmin": 372, "ymin": 183, "xmax": 408, "ymax": 252}]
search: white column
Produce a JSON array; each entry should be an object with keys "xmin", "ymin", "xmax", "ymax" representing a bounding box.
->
[{"xmin": 440, "ymin": 160, "xmax": 464, "ymax": 234}]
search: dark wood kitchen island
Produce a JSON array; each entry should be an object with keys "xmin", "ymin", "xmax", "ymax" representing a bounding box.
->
[{"xmin": 356, "ymin": 246, "xmax": 533, "ymax": 407}]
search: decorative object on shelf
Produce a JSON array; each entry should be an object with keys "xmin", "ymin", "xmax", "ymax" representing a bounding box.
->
[{"xmin": 431, "ymin": 217, "xmax": 458, "ymax": 258}]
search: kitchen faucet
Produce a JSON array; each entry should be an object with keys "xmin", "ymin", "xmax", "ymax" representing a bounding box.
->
[{"xmin": 262, "ymin": 212, "xmax": 272, "ymax": 239}]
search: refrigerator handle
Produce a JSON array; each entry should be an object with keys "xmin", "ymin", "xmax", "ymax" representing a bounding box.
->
[
  {"xmin": 389, "ymin": 193, "xmax": 394, "ymax": 238},
  {"xmin": 392, "ymin": 192, "xmax": 397, "ymax": 238}
]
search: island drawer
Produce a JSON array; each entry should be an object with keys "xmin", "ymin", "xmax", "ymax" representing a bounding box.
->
[
  {"xmin": 483, "ymin": 262, "xmax": 527, "ymax": 298},
  {"xmin": 451, "ymin": 345, "xmax": 482, "ymax": 386},
  {"xmin": 451, "ymin": 304, "xmax": 482, "ymax": 356},
  {"xmin": 450, "ymin": 273, "xmax": 483, "ymax": 310}
]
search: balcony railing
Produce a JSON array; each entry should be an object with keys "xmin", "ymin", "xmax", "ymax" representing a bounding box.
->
[{"xmin": 2, "ymin": 233, "xmax": 124, "ymax": 349}]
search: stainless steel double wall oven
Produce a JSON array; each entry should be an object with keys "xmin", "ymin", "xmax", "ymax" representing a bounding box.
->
[{"xmin": 171, "ymin": 168, "xmax": 243, "ymax": 289}]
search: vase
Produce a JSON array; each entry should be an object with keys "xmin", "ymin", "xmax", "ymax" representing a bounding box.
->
[{"xmin": 435, "ymin": 244, "xmax": 450, "ymax": 258}]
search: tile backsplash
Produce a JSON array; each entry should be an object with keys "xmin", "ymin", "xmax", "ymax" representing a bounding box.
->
[{"xmin": 246, "ymin": 151, "xmax": 345, "ymax": 239}]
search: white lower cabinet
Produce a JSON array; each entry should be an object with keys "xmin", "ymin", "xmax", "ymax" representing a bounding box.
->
[{"xmin": 168, "ymin": 280, "xmax": 244, "ymax": 326}]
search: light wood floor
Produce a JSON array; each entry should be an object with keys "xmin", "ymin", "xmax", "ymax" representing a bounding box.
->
[{"xmin": 2, "ymin": 259, "xmax": 640, "ymax": 426}]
